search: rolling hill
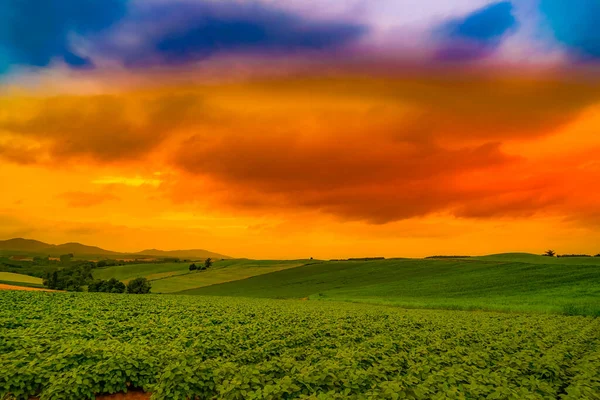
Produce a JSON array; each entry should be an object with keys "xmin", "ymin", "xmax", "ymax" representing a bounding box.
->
[
  {"xmin": 0, "ymin": 271, "xmax": 44, "ymax": 288},
  {"xmin": 0, "ymin": 237, "xmax": 230, "ymax": 259},
  {"xmin": 177, "ymin": 257, "xmax": 600, "ymax": 315},
  {"xmin": 93, "ymin": 259, "xmax": 312, "ymax": 293}
]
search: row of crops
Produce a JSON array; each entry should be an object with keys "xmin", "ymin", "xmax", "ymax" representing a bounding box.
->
[{"xmin": 1, "ymin": 291, "xmax": 599, "ymax": 399}]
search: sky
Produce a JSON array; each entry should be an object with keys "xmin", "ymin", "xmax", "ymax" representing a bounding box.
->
[{"xmin": 1, "ymin": 0, "xmax": 600, "ymax": 258}]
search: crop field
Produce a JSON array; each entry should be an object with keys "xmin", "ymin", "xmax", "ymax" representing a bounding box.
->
[{"xmin": 1, "ymin": 291, "xmax": 599, "ymax": 400}]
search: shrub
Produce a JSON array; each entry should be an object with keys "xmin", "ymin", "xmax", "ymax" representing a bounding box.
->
[
  {"xmin": 43, "ymin": 264, "xmax": 93, "ymax": 291},
  {"xmin": 88, "ymin": 278, "xmax": 126, "ymax": 293},
  {"xmin": 127, "ymin": 277, "xmax": 151, "ymax": 294},
  {"xmin": 189, "ymin": 263, "xmax": 197, "ymax": 271}
]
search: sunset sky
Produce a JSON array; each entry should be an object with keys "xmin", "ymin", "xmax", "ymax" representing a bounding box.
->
[{"xmin": 2, "ymin": 0, "xmax": 600, "ymax": 258}]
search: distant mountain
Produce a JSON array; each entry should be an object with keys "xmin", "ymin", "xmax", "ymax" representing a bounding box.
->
[
  {"xmin": 53, "ymin": 243, "xmax": 117, "ymax": 256},
  {"xmin": 0, "ymin": 238, "xmax": 231, "ymax": 259},
  {"xmin": 0, "ymin": 238, "xmax": 51, "ymax": 252},
  {"xmin": 135, "ymin": 249, "xmax": 231, "ymax": 260}
]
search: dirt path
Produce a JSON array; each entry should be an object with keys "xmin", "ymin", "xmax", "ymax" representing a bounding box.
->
[
  {"xmin": 0, "ymin": 284, "xmax": 57, "ymax": 292},
  {"xmin": 30, "ymin": 391, "xmax": 151, "ymax": 400}
]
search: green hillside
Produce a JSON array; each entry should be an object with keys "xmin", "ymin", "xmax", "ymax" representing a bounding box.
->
[
  {"xmin": 150, "ymin": 259, "xmax": 311, "ymax": 293},
  {"xmin": 0, "ymin": 271, "xmax": 44, "ymax": 287},
  {"xmin": 94, "ymin": 259, "xmax": 312, "ymax": 293},
  {"xmin": 93, "ymin": 262, "xmax": 189, "ymax": 282},
  {"xmin": 179, "ymin": 258, "xmax": 600, "ymax": 315}
]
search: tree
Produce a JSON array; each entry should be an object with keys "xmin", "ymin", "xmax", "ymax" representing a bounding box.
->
[
  {"xmin": 204, "ymin": 258, "xmax": 213, "ymax": 270},
  {"xmin": 189, "ymin": 263, "xmax": 197, "ymax": 271},
  {"xmin": 127, "ymin": 277, "xmax": 151, "ymax": 294},
  {"xmin": 43, "ymin": 263, "xmax": 93, "ymax": 291},
  {"xmin": 89, "ymin": 278, "xmax": 125, "ymax": 293},
  {"xmin": 59, "ymin": 253, "xmax": 73, "ymax": 265},
  {"xmin": 544, "ymin": 250, "xmax": 556, "ymax": 257}
]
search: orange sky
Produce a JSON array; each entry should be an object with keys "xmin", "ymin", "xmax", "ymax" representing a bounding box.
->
[{"xmin": 2, "ymin": 69, "xmax": 600, "ymax": 258}]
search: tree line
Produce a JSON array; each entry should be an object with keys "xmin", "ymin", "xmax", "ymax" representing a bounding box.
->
[{"xmin": 189, "ymin": 258, "xmax": 213, "ymax": 271}]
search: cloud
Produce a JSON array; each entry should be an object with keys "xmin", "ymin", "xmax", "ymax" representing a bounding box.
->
[
  {"xmin": 0, "ymin": 0, "xmax": 366, "ymax": 74},
  {"xmin": 92, "ymin": 176, "xmax": 162, "ymax": 187},
  {"xmin": 0, "ymin": 92, "xmax": 202, "ymax": 163},
  {"xmin": 104, "ymin": 1, "xmax": 367, "ymax": 67},
  {"xmin": 2, "ymin": 73, "xmax": 600, "ymax": 224},
  {"xmin": 59, "ymin": 191, "xmax": 120, "ymax": 208},
  {"xmin": 0, "ymin": 0, "xmax": 127, "ymax": 72},
  {"xmin": 539, "ymin": 0, "xmax": 600, "ymax": 61},
  {"xmin": 435, "ymin": 1, "xmax": 518, "ymax": 61}
]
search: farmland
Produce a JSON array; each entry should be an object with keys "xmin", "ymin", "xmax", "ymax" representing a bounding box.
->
[
  {"xmin": 94, "ymin": 259, "xmax": 311, "ymax": 293},
  {"xmin": 179, "ymin": 257, "xmax": 600, "ymax": 316},
  {"xmin": 2, "ymin": 291, "xmax": 599, "ymax": 399},
  {"xmin": 0, "ymin": 272, "xmax": 44, "ymax": 288}
]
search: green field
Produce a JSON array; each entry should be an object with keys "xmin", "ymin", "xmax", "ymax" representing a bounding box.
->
[
  {"xmin": 1, "ymin": 291, "xmax": 599, "ymax": 399},
  {"xmin": 150, "ymin": 259, "xmax": 311, "ymax": 293},
  {"xmin": 0, "ymin": 272, "xmax": 44, "ymax": 287},
  {"xmin": 95, "ymin": 259, "xmax": 311, "ymax": 293},
  {"xmin": 93, "ymin": 262, "xmax": 190, "ymax": 282},
  {"xmin": 179, "ymin": 258, "xmax": 600, "ymax": 316},
  {"xmin": 474, "ymin": 253, "xmax": 600, "ymax": 265}
]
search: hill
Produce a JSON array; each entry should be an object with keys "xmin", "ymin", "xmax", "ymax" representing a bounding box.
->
[
  {"xmin": 93, "ymin": 259, "xmax": 311, "ymax": 293},
  {"xmin": 53, "ymin": 242, "xmax": 118, "ymax": 256},
  {"xmin": 135, "ymin": 248, "xmax": 230, "ymax": 260},
  {"xmin": 0, "ymin": 238, "xmax": 230, "ymax": 259},
  {"xmin": 0, "ymin": 238, "xmax": 52, "ymax": 252},
  {"xmin": 0, "ymin": 272, "xmax": 44, "ymax": 288},
  {"xmin": 178, "ymin": 257, "xmax": 600, "ymax": 316}
]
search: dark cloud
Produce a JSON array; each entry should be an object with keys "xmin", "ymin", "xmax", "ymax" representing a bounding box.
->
[
  {"xmin": 109, "ymin": 2, "xmax": 367, "ymax": 66},
  {"xmin": 435, "ymin": 1, "xmax": 517, "ymax": 61},
  {"xmin": 0, "ymin": 0, "xmax": 127, "ymax": 71},
  {"xmin": 172, "ymin": 136, "xmax": 519, "ymax": 223},
  {"xmin": 0, "ymin": 0, "xmax": 365, "ymax": 73},
  {"xmin": 2, "ymin": 74, "xmax": 600, "ymax": 223},
  {"xmin": 0, "ymin": 92, "xmax": 203, "ymax": 163},
  {"xmin": 539, "ymin": 0, "xmax": 600, "ymax": 61}
]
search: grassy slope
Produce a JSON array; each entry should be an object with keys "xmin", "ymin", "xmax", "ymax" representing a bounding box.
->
[
  {"xmin": 475, "ymin": 253, "xmax": 600, "ymax": 265},
  {"xmin": 179, "ymin": 258, "xmax": 600, "ymax": 315},
  {"xmin": 0, "ymin": 272, "xmax": 44, "ymax": 287},
  {"xmin": 94, "ymin": 259, "xmax": 312, "ymax": 293},
  {"xmin": 150, "ymin": 259, "xmax": 311, "ymax": 293},
  {"xmin": 93, "ymin": 262, "xmax": 189, "ymax": 282}
]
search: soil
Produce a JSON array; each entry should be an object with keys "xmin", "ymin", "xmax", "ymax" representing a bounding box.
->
[
  {"xmin": 30, "ymin": 390, "xmax": 151, "ymax": 400},
  {"xmin": 96, "ymin": 391, "xmax": 152, "ymax": 400}
]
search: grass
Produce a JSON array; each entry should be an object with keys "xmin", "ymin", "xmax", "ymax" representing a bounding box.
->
[
  {"xmin": 0, "ymin": 272, "xmax": 44, "ymax": 286},
  {"xmin": 93, "ymin": 259, "xmax": 312, "ymax": 293},
  {"xmin": 178, "ymin": 258, "xmax": 600, "ymax": 316},
  {"xmin": 151, "ymin": 259, "xmax": 311, "ymax": 293},
  {"xmin": 93, "ymin": 262, "xmax": 190, "ymax": 282},
  {"xmin": 474, "ymin": 252, "xmax": 600, "ymax": 265}
]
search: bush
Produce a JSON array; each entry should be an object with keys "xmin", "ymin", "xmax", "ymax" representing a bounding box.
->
[
  {"xmin": 43, "ymin": 264, "xmax": 93, "ymax": 291},
  {"xmin": 189, "ymin": 263, "xmax": 197, "ymax": 271},
  {"xmin": 88, "ymin": 278, "xmax": 126, "ymax": 293},
  {"xmin": 127, "ymin": 277, "xmax": 151, "ymax": 294}
]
